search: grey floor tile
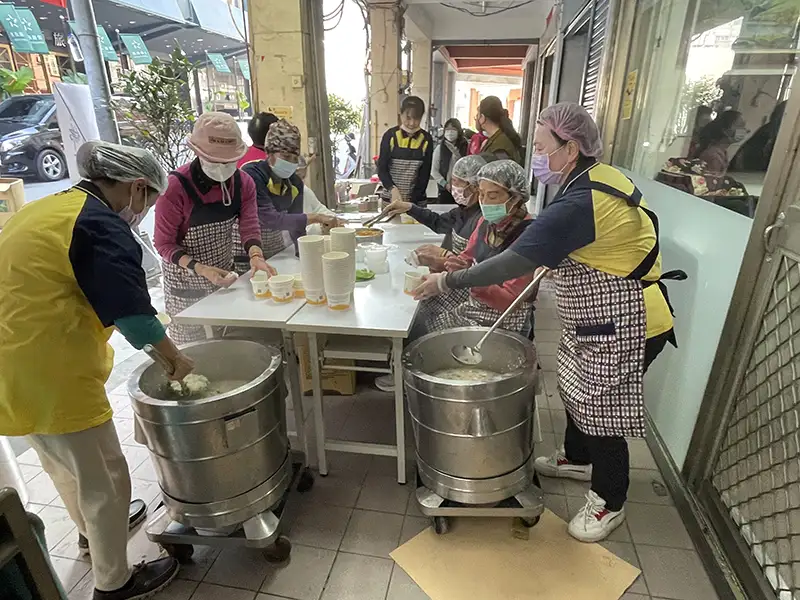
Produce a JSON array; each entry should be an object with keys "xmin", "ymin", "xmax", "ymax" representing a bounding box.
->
[
  {"xmin": 620, "ymin": 594, "xmax": 649, "ymax": 600},
  {"xmin": 627, "ymin": 469, "xmax": 673, "ymax": 506},
  {"xmin": 357, "ymin": 474, "xmax": 411, "ymax": 514},
  {"xmin": 17, "ymin": 447, "xmax": 42, "ymax": 466},
  {"xmin": 204, "ymin": 547, "xmax": 271, "ymax": 591},
  {"xmin": 67, "ymin": 571, "xmax": 94, "ymax": 599},
  {"xmin": 536, "ymin": 433, "xmax": 558, "ymax": 459},
  {"xmin": 534, "ymin": 328, "xmax": 562, "ymax": 343},
  {"xmin": 543, "ymin": 494, "xmax": 569, "ymax": 522},
  {"xmin": 305, "ymin": 470, "xmax": 364, "ymax": 508},
  {"xmin": 261, "ymin": 543, "xmax": 336, "ymax": 600},
  {"xmin": 132, "ymin": 457, "xmax": 159, "ymax": 482},
  {"xmin": 177, "ymin": 545, "xmax": 221, "ymax": 582},
  {"xmin": 599, "ymin": 541, "xmax": 647, "ymax": 595},
  {"xmin": 326, "ymin": 451, "xmax": 372, "ymax": 479},
  {"xmin": 19, "ymin": 464, "xmax": 42, "ymax": 483},
  {"xmin": 320, "ymin": 552, "xmax": 393, "ymax": 600},
  {"xmin": 561, "ymin": 477, "xmax": 591, "ymax": 498},
  {"xmin": 50, "ymin": 527, "xmax": 90, "ymax": 563},
  {"xmin": 637, "ymin": 545, "xmax": 718, "ymax": 600},
  {"xmin": 539, "ymin": 353, "xmax": 558, "ymax": 370},
  {"xmin": 153, "ymin": 579, "xmax": 198, "ymax": 599},
  {"xmin": 190, "ymin": 583, "xmax": 257, "ymax": 600},
  {"xmin": 120, "ymin": 445, "xmax": 150, "ymax": 474},
  {"xmin": 50, "ymin": 556, "xmax": 91, "ymax": 592},
  {"xmin": 626, "ymin": 503, "xmax": 694, "ymax": 550},
  {"xmin": 129, "ymin": 477, "xmax": 163, "ymax": 509},
  {"xmin": 550, "ymin": 409, "xmax": 567, "ymax": 435},
  {"xmin": 537, "ymin": 475, "xmax": 564, "ymax": 495},
  {"xmin": 406, "ymin": 489, "xmax": 424, "ymax": 517},
  {"xmin": 386, "ymin": 564, "xmax": 431, "ymax": 600},
  {"xmin": 286, "ymin": 503, "xmax": 352, "ymax": 550},
  {"xmin": 340, "ymin": 509, "xmax": 404, "ymax": 557},
  {"xmin": 126, "ymin": 525, "xmax": 166, "ymax": 564},
  {"xmin": 39, "ymin": 505, "xmax": 77, "ymax": 550},
  {"xmin": 538, "ymin": 408, "xmax": 554, "ymax": 433},
  {"xmin": 628, "ymin": 438, "xmax": 658, "ymax": 470},
  {"xmin": 399, "ymin": 515, "xmax": 429, "ymax": 545},
  {"xmin": 26, "ymin": 471, "xmax": 60, "ymax": 504},
  {"xmin": 536, "ymin": 341, "xmax": 559, "ymax": 356},
  {"xmin": 566, "ymin": 496, "xmax": 632, "ymax": 542}
]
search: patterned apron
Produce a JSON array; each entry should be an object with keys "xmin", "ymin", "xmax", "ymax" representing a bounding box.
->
[
  {"xmin": 380, "ymin": 130, "xmax": 429, "ymax": 205},
  {"xmin": 162, "ymin": 171, "xmax": 241, "ymax": 344},
  {"xmin": 554, "ymin": 178, "xmax": 684, "ymax": 439}
]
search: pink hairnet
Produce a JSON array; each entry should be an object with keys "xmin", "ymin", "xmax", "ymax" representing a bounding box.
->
[{"xmin": 538, "ymin": 102, "xmax": 603, "ymax": 158}]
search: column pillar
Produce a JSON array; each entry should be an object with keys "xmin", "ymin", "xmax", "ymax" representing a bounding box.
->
[
  {"xmin": 247, "ymin": 0, "xmax": 334, "ymax": 203},
  {"xmin": 367, "ymin": 2, "xmax": 402, "ymax": 160},
  {"xmin": 411, "ymin": 37, "xmax": 432, "ymax": 128}
]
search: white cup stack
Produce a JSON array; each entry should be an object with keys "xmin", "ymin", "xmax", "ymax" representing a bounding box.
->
[
  {"xmin": 322, "ymin": 251, "xmax": 355, "ymax": 310},
  {"xmin": 298, "ymin": 235, "xmax": 326, "ymax": 305},
  {"xmin": 365, "ymin": 245, "xmax": 389, "ymax": 274},
  {"xmin": 330, "ymin": 227, "xmax": 357, "ymax": 282}
]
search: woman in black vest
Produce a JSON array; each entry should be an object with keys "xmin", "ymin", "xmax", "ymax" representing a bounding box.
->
[{"xmin": 432, "ymin": 118, "xmax": 468, "ymax": 203}]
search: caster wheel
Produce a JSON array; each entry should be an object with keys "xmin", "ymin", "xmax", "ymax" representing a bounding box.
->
[
  {"xmin": 521, "ymin": 516, "xmax": 540, "ymax": 529},
  {"xmin": 297, "ymin": 468, "xmax": 315, "ymax": 493},
  {"xmin": 162, "ymin": 543, "xmax": 194, "ymax": 563},
  {"xmin": 433, "ymin": 516, "xmax": 449, "ymax": 535},
  {"xmin": 263, "ymin": 536, "xmax": 292, "ymax": 563}
]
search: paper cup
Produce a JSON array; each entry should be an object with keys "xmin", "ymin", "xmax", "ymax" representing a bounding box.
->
[
  {"xmin": 251, "ymin": 275, "xmax": 271, "ymax": 298},
  {"xmin": 292, "ymin": 274, "xmax": 305, "ymax": 298},
  {"xmin": 356, "ymin": 242, "xmax": 376, "ymax": 263},
  {"xmin": 327, "ymin": 292, "xmax": 352, "ymax": 311},
  {"xmin": 366, "ymin": 245, "xmax": 388, "ymax": 264},
  {"xmin": 269, "ymin": 275, "xmax": 295, "ymax": 303},
  {"xmin": 322, "ymin": 235, "xmax": 332, "ymax": 254},
  {"xmin": 323, "ymin": 251, "xmax": 355, "ymax": 297},
  {"xmin": 404, "ymin": 271, "xmax": 424, "ymax": 295},
  {"xmin": 305, "ymin": 289, "xmax": 326, "ymax": 305},
  {"xmin": 298, "ymin": 235, "xmax": 325, "ymax": 293}
]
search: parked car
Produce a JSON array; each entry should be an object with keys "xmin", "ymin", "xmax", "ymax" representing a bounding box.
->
[{"xmin": 0, "ymin": 94, "xmax": 67, "ymax": 182}]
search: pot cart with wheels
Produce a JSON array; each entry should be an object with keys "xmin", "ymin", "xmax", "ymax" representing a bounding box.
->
[
  {"xmin": 403, "ymin": 327, "xmax": 545, "ymax": 535},
  {"xmin": 128, "ymin": 339, "xmax": 314, "ymax": 563}
]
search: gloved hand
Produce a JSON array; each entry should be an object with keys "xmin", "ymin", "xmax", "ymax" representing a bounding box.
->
[
  {"xmin": 250, "ymin": 255, "xmax": 277, "ymax": 276},
  {"xmin": 196, "ymin": 265, "xmax": 237, "ymax": 288},
  {"xmin": 413, "ymin": 272, "xmax": 449, "ymax": 301},
  {"xmin": 386, "ymin": 199, "xmax": 412, "ymax": 218},
  {"xmin": 391, "ymin": 186, "xmax": 404, "ymax": 204},
  {"xmin": 444, "ymin": 254, "xmax": 472, "ymax": 272}
]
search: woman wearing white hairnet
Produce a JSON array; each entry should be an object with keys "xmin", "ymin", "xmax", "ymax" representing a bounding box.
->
[
  {"xmin": 414, "ymin": 102, "xmax": 685, "ymax": 543},
  {"xmin": 0, "ymin": 141, "xmax": 191, "ymax": 600}
]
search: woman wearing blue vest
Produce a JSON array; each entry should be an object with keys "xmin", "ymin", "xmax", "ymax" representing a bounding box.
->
[
  {"xmin": 414, "ymin": 102, "xmax": 685, "ymax": 544},
  {"xmin": 0, "ymin": 142, "xmax": 191, "ymax": 600}
]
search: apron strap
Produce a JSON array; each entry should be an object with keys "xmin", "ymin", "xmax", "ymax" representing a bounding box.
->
[{"xmin": 171, "ymin": 170, "xmax": 243, "ymax": 211}]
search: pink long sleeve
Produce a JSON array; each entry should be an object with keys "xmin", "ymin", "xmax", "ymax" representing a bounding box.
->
[
  {"xmin": 154, "ymin": 175, "xmax": 190, "ymax": 263},
  {"xmin": 237, "ymin": 171, "xmax": 262, "ymax": 250}
]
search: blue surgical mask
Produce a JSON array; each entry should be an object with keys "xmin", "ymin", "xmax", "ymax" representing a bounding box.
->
[
  {"xmin": 480, "ymin": 201, "xmax": 508, "ymax": 224},
  {"xmin": 272, "ymin": 157, "xmax": 298, "ymax": 179}
]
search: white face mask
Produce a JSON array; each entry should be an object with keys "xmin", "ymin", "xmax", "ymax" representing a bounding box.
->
[
  {"xmin": 444, "ymin": 130, "xmax": 458, "ymax": 143},
  {"xmin": 200, "ymin": 158, "xmax": 237, "ymax": 182}
]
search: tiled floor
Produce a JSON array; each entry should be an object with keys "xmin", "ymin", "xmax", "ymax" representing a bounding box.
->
[{"xmin": 14, "ymin": 284, "xmax": 720, "ymax": 600}]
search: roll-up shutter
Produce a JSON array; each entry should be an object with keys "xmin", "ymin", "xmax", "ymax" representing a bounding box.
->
[{"xmin": 581, "ymin": 0, "xmax": 610, "ymax": 117}]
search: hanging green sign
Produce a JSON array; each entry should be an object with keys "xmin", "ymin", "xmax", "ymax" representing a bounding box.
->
[
  {"xmin": 15, "ymin": 9, "xmax": 48, "ymax": 54},
  {"xmin": 68, "ymin": 22, "xmax": 118, "ymax": 62},
  {"xmin": 237, "ymin": 58, "xmax": 250, "ymax": 80},
  {"xmin": 206, "ymin": 52, "xmax": 231, "ymax": 74},
  {"xmin": 0, "ymin": 5, "xmax": 32, "ymax": 53},
  {"xmin": 120, "ymin": 33, "xmax": 151, "ymax": 65}
]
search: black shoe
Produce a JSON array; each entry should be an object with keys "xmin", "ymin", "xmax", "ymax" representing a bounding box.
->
[
  {"xmin": 93, "ymin": 557, "xmax": 179, "ymax": 600},
  {"xmin": 79, "ymin": 499, "xmax": 148, "ymax": 555}
]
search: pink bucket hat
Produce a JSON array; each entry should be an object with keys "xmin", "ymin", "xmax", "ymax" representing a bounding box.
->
[{"xmin": 188, "ymin": 112, "xmax": 247, "ymax": 163}]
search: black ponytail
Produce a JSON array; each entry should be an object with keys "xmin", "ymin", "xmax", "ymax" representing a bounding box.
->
[{"xmin": 479, "ymin": 96, "xmax": 521, "ymax": 149}]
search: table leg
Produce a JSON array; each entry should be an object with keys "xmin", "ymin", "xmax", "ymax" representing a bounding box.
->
[
  {"xmin": 308, "ymin": 332, "xmax": 328, "ymax": 476},
  {"xmin": 282, "ymin": 330, "xmax": 309, "ymax": 461},
  {"xmin": 392, "ymin": 337, "xmax": 407, "ymax": 484}
]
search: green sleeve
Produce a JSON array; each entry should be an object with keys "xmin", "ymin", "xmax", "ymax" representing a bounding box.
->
[{"xmin": 115, "ymin": 314, "xmax": 166, "ymax": 350}]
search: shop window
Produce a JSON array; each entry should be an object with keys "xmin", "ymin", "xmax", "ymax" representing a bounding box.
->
[
  {"xmin": 612, "ymin": 0, "xmax": 799, "ymax": 218},
  {"xmin": 13, "ymin": 53, "xmax": 51, "ymax": 94}
]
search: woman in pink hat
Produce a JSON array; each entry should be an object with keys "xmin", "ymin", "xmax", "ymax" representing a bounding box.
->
[{"xmin": 155, "ymin": 112, "xmax": 275, "ymax": 343}]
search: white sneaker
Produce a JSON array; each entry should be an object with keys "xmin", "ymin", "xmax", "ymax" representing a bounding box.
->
[
  {"xmin": 375, "ymin": 375, "xmax": 395, "ymax": 392},
  {"xmin": 534, "ymin": 451, "xmax": 592, "ymax": 481},
  {"xmin": 568, "ymin": 490, "xmax": 626, "ymax": 543}
]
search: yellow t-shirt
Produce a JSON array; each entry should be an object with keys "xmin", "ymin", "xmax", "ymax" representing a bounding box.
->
[
  {"xmin": 510, "ymin": 162, "xmax": 673, "ymax": 338},
  {"xmin": 0, "ymin": 183, "xmax": 154, "ymax": 435}
]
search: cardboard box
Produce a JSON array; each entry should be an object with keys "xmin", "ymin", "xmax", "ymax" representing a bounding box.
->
[
  {"xmin": 0, "ymin": 178, "xmax": 24, "ymax": 227},
  {"xmin": 294, "ymin": 333, "xmax": 356, "ymax": 396}
]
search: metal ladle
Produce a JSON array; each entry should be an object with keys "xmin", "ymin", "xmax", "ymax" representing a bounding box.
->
[{"xmin": 452, "ymin": 268, "xmax": 550, "ymax": 366}]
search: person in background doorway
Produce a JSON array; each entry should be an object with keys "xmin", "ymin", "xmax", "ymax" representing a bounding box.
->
[
  {"xmin": 414, "ymin": 102, "xmax": 685, "ymax": 543},
  {"xmin": 235, "ymin": 119, "xmax": 342, "ymax": 260},
  {"xmin": 0, "ymin": 141, "xmax": 194, "ymax": 600},
  {"xmin": 155, "ymin": 112, "xmax": 275, "ymax": 343},
  {"xmin": 687, "ymin": 105, "xmax": 713, "ymax": 158},
  {"xmin": 731, "ymin": 101, "xmax": 787, "ymax": 172},
  {"xmin": 689, "ymin": 109, "xmax": 746, "ymax": 174},
  {"xmin": 377, "ymin": 95, "xmax": 434, "ymax": 206},
  {"xmin": 432, "ymin": 118, "xmax": 468, "ymax": 203},
  {"xmin": 476, "ymin": 96, "xmax": 523, "ymax": 164},
  {"xmin": 238, "ymin": 111, "xmax": 279, "ymax": 167}
]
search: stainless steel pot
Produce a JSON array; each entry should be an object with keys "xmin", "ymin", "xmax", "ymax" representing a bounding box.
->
[
  {"xmin": 128, "ymin": 340, "xmax": 289, "ymax": 528},
  {"xmin": 403, "ymin": 327, "xmax": 538, "ymax": 504}
]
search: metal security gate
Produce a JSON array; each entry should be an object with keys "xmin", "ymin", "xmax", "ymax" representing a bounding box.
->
[
  {"xmin": 685, "ymin": 86, "xmax": 800, "ymax": 599},
  {"xmin": 580, "ymin": 0, "xmax": 611, "ymax": 116}
]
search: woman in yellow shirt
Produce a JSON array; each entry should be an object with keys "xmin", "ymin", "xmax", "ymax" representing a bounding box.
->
[
  {"xmin": 415, "ymin": 102, "xmax": 685, "ymax": 544},
  {"xmin": 0, "ymin": 142, "xmax": 192, "ymax": 600}
]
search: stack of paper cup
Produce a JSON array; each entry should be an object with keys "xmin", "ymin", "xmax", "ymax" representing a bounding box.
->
[
  {"xmin": 298, "ymin": 235, "xmax": 326, "ymax": 305},
  {"xmin": 323, "ymin": 251, "xmax": 354, "ymax": 310},
  {"xmin": 330, "ymin": 227, "xmax": 357, "ymax": 282}
]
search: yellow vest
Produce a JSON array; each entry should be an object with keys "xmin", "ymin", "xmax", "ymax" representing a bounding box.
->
[{"xmin": 0, "ymin": 188, "xmax": 115, "ymax": 435}]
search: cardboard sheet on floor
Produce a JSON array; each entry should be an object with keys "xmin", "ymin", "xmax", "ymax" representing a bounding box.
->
[{"xmin": 390, "ymin": 510, "xmax": 639, "ymax": 600}]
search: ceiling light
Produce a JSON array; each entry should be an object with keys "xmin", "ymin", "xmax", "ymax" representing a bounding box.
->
[{"xmin": 129, "ymin": 20, "xmax": 136, "ymax": 24}]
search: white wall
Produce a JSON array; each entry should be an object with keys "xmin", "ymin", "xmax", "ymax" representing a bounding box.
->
[{"xmin": 626, "ymin": 174, "xmax": 752, "ymax": 467}]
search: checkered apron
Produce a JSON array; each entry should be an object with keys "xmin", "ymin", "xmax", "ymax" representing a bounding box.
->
[
  {"xmin": 162, "ymin": 172, "xmax": 240, "ymax": 344},
  {"xmin": 232, "ymin": 223, "xmax": 286, "ymax": 273},
  {"xmin": 379, "ymin": 130, "xmax": 429, "ymax": 204},
  {"xmin": 553, "ymin": 258, "xmax": 647, "ymax": 438}
]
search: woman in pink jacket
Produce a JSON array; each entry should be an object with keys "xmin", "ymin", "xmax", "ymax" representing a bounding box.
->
[{"xmin": 155, "ymin": 112, "xmax": 275, "ymax": 343}]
